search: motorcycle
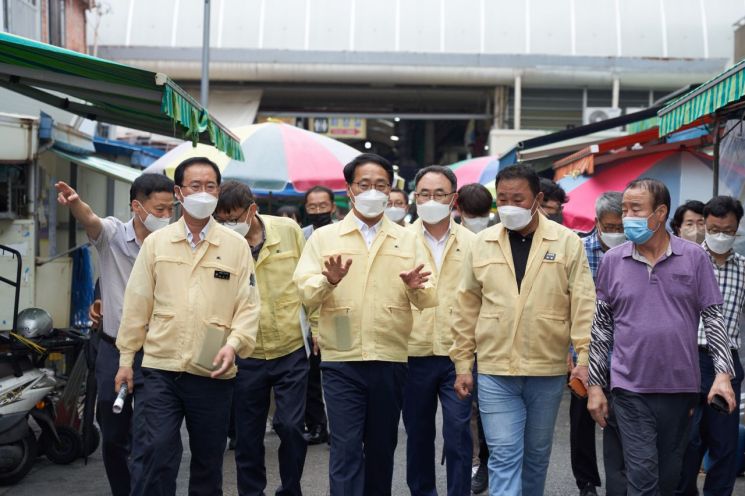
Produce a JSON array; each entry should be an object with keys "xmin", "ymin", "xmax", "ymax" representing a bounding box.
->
[
  {"xmin": 0, "ymin": 244, "xmax": 60, "ymax": 485},
  {"xmin": 0, "ymin": 356, "xmax": 57, "ymax": 485}
]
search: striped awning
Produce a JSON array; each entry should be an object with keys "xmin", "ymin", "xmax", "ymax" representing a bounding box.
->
[
  {"xmin": 0, "ymin": 32, "xmax": 244, "ymax": 160},
  {"xmin": 658, "ymin": 57, "xmax": 745, "ymax": 137}
]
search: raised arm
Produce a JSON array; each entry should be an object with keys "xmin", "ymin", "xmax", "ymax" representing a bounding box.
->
[{"xmin": 55, "ymin": 181, "xmax": 104, "ymax": 241}]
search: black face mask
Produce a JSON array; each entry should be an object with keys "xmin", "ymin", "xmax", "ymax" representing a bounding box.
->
[
  {"xmin": 306, "ymin": 212, "xmax": 333, "ymax": 229},
  {"xmin": 549, "ymin": 213, "xmax": 564, "ymax": 225}
]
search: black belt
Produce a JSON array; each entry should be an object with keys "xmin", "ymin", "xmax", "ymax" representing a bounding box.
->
[{"xmin": 99, "ymin": 332, "xmax": 117, "ymax": 346}]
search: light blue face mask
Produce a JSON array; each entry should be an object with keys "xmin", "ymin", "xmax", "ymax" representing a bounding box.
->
[{"xmin": 623, "ymin": 208, "xmax": 661, "ymax": 245}]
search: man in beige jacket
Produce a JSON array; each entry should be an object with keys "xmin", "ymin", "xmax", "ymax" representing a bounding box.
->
[
  {"xmin": 451, "ymin": 164, "xmax": 595, "ymax": 496},
  {"xmin": 402, "ymin": 166, "xmax": 476, "ymax": 496},
  {"xmin": 115, "ymin": 157, "xmax": 260, "ymax": 496},
  {"xmin": 293, "ymin": 153, "xmax": 437, "ymax": 495}
]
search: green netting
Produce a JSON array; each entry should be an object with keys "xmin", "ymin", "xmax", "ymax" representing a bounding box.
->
[{"xmin": 0, "ymin": 31, "xmax": 243, "ymax": 160}]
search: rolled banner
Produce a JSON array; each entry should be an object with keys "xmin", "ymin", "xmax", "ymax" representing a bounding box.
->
[{"xmin": 112, "ymin": 384, "xmax": 128, "ymax": 414}]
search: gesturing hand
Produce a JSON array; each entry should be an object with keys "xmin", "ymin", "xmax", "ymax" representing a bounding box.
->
[
  {"xmin": 55, "ymin": 181, "xmax": 80, "ymax": 206},
  {"xmin": 323, "ymin": 255, "xmax": 352, "ymax": 285},
  {"xmin": 399, "ymin": 264, "xmax": 432, "ymax": 289}
]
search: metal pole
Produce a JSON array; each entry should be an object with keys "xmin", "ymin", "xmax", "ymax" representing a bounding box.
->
[
  {"xmin": 713, "ymin": 118, "xmax": 721, "ymax": 197},
  {"xmin": 201, "ymin": 0, "xmax": 211, "ymax": 107},
  {"xmin": 513, "ymin": 75, "xmax": 522, "ymax": 131},
  {"xmin": 612, "ymin": 77, "xmax": 620, "ymax": 109}
]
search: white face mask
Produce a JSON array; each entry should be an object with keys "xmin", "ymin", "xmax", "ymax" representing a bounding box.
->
[
  {"xmin": 352, "ymin": 189, "xmax": 389, "ymax": 219},
  {"xmin": 462, "ymin": 215, "xmax": 490, "ymax": 233},
  {"xmin": 384, "ymin": 207, "xmax": 407, "ymax": 223},
  {"xmin": 417, "ymin": 199, "xmax": 452, "ymax": 225},
  {"xmin": 705, "ymin": 232, "xmax": 736, "ymax": 255},
  {"xmin": 600, "ymin": 232, "xmax": 626, "ymax": 249},
  {"xmin": 135, "ymin": 201, "xmax": 171, "ymax": 232},
  {"xmin": 497, "ymin": 201, "xmax": 536, "ymax": 231},
  {"xmin": 680, "ymin": 225, "xmax": 705, "ymax": 244},
  {"xmin": 225, "ymin": 221, "xmax": 250, "ymax": 237},
  {"xmin": 179, "ymin": 189, "xmax": 218, "ymax": 220}
]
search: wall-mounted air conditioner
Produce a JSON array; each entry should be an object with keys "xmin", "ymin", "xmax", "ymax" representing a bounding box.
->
[{"xmin": 583, "ymin": 107, "xmax": 622, "ymax": 125}]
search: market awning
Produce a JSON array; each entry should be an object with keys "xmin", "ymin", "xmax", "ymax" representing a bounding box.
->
[
  {"xmin": 0, "ymin": 32, "xmax": 243, "ymax": 160},
  {"xmin": 552, "ymin": 127, "xmax": 662, "ymax": 179},
  {"xmin": 52, "ymin": 149, "xmax": 141, "ymax": 184},
  {"xmin": 658, "ymin": 57, "xmax": 745, "ymax": 137}
]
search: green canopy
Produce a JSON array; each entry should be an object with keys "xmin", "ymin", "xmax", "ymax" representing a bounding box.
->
[
  {"xmin": 0, "ymin": 32, "xmax": 243, "ymax": 160},
  {"xmin": 658, "ymin": 57, "xmax": 745, "ymax": 137}
]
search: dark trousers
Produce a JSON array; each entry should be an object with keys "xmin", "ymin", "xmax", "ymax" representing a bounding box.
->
[
  {"xmin": 569, "ymin": 392, "xmax": 601, "ymax": 489},
  {"xmin": 321, "ymin": 361, "xmax": 407, "ymax": 496},
  {"xmin": 234, "ymin": 348, "xmax": 309, "ymax": 496},
  {"xmin": 95, "ymin": 338, "xmax": 147, "ymax": 496},
  {"xmin": 305, "ymin": 341, "xmax": 327, "ymax": 430},
  {"xmin": 139, "ymin": 368, "xmax": 234, "ymax": 496},
  {"xmin": 604, "ymin": 390, "xmax": 627, "ymax": 496},
  {"xmin": 676, "ymin": 351, "xmax": 744, "ymax": 496},
  {"xmin": 613, "ymin": 388, "xmax": 697, "ymax": 496},
  {"xmin": 402, "ymin": 356, "xmax": 473, "ymax": 496}
]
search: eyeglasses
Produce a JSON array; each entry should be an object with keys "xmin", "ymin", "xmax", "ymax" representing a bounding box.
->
[
  {"xmin": 599, "ymin": 222, "xmax": 624, "ymax": 234},
  {"xmin": 353, "ymin": 181, "xmax": 390, "ymax": 192},
  {"xmin": 181, "ymin": 182, "xmax": 219, "ymax": 194},
  {"xmin": 214, "ymin": 206, "xmax": 250, "ymax": 226},
  {"xmin": 706, "ymin": 228, "xmax": 739, "ymax": 237},
  {"xmin": 415, "ymin": 191, "xmax": 454, "ymax": 202}
]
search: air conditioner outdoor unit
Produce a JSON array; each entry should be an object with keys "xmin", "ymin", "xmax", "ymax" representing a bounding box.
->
[{"xmin": 583, "ymin": 107, "xmax": 622, "ymax": 125}]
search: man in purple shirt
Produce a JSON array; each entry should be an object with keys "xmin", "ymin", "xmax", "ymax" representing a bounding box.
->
[{"xmin": 587, "ymin": 178, "xmax": 736, "ymax": 496}]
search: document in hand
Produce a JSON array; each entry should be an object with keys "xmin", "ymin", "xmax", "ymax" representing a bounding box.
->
[{"xmin": 194, "ymin": 326, "xmax": 228, "ymax": 371}]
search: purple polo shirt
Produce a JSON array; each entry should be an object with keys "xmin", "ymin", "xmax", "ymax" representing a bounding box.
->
[{"xmin": 595, "ymin": 235, "xmax": 722, "ymax": 393}]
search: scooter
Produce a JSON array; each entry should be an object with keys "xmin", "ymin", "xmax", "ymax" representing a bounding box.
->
[
  {"xmin": 0, "ymin": 244, "xmax": 59, "ymax": 485},
  {"xmin": 0, "ymin": 357, "xmax": 57, "ymax": 485}
]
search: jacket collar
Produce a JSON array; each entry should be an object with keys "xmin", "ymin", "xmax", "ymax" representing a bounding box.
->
[
  {"xmin": 170, "ymin": 216, "xmax": 221, "ymax": 246},
  {"xmin": 621, "ymin": 232, "xmax": 678, "ymax": 258},
  {"xmin": 339, "ymin": 210, "xmax": 401, "ymax": 240},
  {"xmin": 257, "ymin": 214, "xmax": 280, "ymax": 249}
]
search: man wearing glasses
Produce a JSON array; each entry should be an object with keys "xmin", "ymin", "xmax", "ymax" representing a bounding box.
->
[
  {"xmin": 116, "ymin": 157, "xmax": 260, "ymax": 495},
  {"xmin": 302, "ymin": 185, "xmax": 337, "ymax": 241},
  {"xmin": 677, "ymin": 196, "xmax": 745, "ymax": 496},
  {"xmin": 402, "ymin": 166, "xmax": 476, "ymax": 496},
  {"xmin": 294, "ymin": 153, "xmax": 438, "ymax": 495},
  {"xmin": 385, "ymin": 187, "xmax": 410, "ymax": 226},
  {"xmin": 213, "ymin": 180, "xmax": 308, "ymax": 496}
]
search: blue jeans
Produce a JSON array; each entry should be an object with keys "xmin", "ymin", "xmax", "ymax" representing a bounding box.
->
[
  {"xmin": 477, "ymin": 374, "xmax": 565, "ymax": 496},
  {"xmin": 402, "ymin": 356, "xmax": 473, "ymax": 496}
]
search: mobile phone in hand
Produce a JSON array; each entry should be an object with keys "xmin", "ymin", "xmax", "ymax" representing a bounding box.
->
[
  {"xmin": 710, "ymin": 394, "xmax": 729, "ymax": 414},
  {"xmin": 567, "ymin": 377, "xmax": 587, "ymax": 399}
]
